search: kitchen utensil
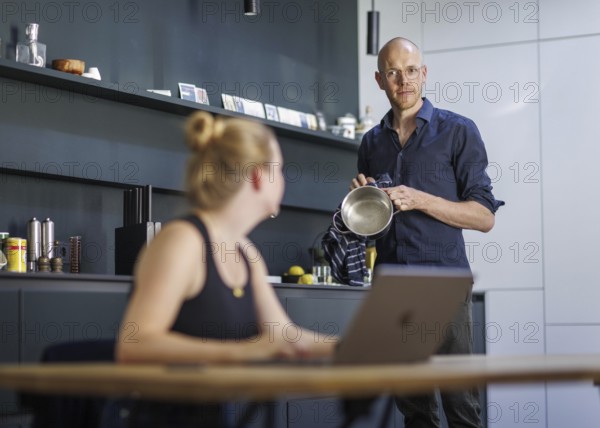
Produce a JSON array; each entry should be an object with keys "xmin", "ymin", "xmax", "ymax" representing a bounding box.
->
[{"xmin": 333, "ymin": 185, "xmax": 399, "ymax": 239}]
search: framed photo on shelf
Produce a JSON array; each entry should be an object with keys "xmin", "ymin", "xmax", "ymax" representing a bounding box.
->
[
  {"xmin": 195, "ymin": 87, "xmax": 209, "ymax": 105},
  {"xmin": 240, "ymin": 97, "xmax": 265, "ymax": 119},
  {"xmin": 299, "ymin": 112, "xmax": 309, "ymax": 129},
  {"xmin": 278, "ymin": 107, "xmax": 303, "ymax": 127},
  {"xmin": 289, "ymin": 109, "xmax": 302, "ymax": 127},
  {"xmin": 315, "ymin": 111, "xmax": 327, "ymax": 131},
  {"xmin": 277, "ymin": 107, "xmax": 290, "ymax": 125},
  {"xmin": 178, "ymin": 83, "xmax": 196, "ymax": 101},
  {"xmin": 232, "ymin": 96, "xmax": 245, "ymax": 114},
  {"xmin": 265, "ymin": 104, "xmax": 279, "ymax": 122},
  {"xmin": 221, "ymin": 94, "xmax": 235, "ymax": 111},
  {"xmin": 306, "ymin": 113, "xmax": 318, "ymax": 130}
]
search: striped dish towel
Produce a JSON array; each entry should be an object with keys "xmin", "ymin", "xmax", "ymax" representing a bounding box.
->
[{"xmin": 321, "ymin": 210, "xmax": 368, "ymax": 287}]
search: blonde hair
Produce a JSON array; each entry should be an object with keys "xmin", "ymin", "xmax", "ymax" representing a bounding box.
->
[{"xmin": 185, "ymin": 111, "xmax": 276, "ymax": 210}]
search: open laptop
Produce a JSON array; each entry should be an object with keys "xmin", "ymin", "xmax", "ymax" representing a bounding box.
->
[{"xmin": 330, "ymin": 264, "xmax": 474, "ymax": 365}]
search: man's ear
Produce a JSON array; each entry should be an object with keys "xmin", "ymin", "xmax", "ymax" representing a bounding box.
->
[{"xmin": 375, "ymin": 70, "xmax": 385, "ymax": 90}]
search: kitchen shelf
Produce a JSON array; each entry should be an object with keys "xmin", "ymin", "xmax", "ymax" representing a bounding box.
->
[
  {"xmin": 0, "ymin": 164, "xmax": 335, "ymax": 216},
  {"xmin": 0, "ymin": 59, "xmax": 360, "ymax": 152},
  {"xmin": 0, "ymin": 57, "xmax": 361, "ymax": 277}
]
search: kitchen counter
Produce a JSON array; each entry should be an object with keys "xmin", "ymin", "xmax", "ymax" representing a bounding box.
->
[
  {"xmin": 0, "ymin": 270, "xmax": 366, "ymax": 291},
  {"xmin": 0, "ymin": 272, "xmax": 486, "ymax": 427},
  {"xmin": 0, "ymin": 272, "xmax": 485, "ymax": 363}
]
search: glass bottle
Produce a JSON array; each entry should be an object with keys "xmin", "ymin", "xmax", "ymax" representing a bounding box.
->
[
  {"xmin": 16, "ymin": 23, "xmax": 46, "ymax": 67},
  {"xmin": 360, "ymin": 105, "xmax": 375, "ymax": 132},
  {"xmin": 364, "ymin": 242, "xmax": 377, "ymax": 286}
]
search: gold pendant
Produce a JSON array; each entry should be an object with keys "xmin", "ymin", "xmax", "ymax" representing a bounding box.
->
[{"xmin": 233, "ymin": 287, "xmax": 244, "ymax": 298}]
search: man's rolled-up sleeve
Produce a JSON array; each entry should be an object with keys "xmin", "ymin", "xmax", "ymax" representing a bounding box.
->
[{"xmin": 453, "ymin": 119, "xmax": 505, "ymax": 213}]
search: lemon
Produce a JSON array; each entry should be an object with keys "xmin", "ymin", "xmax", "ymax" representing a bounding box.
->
[
  {"xmin": 298, "ymin": 273, "xmax": 314, "ymax": 285},
  {"xmin": 288, "ymin": 265, "xmax": 305, "ymax": 276}
]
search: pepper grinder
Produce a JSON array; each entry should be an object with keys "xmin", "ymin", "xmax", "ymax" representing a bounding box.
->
[
  {"xmin": 26, "ymin": 217, "xmax": 41, "ymax": 272},
  {"xmin": 41, "ymin": 218, "xmax": 55, "ymax": 259}
]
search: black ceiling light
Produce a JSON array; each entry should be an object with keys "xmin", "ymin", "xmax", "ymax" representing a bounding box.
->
[
  {"xmin": 244, "ymin": 0, "xmax": 260, "ymax": 15},
  {"xmin": 367, "ymin": 0, "xmax": 380, "ymax": 55}
]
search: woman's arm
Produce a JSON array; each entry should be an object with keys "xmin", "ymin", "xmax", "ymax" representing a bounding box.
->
[{"xmin": 247, "ymin": 245, "xmax": 338, "ymax": 359}]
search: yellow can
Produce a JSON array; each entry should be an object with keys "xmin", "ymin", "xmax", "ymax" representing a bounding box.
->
[{"xmin": 6, "ymin": 238, "xmax": 27, "ymax": 273}]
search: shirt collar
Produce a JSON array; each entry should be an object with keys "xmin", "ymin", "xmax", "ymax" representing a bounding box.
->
[{"xmin": 380, "ymin": 98, "xmax": 434, "ymax": 133}]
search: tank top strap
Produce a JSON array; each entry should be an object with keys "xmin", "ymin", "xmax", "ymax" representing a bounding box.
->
[
  {"xmin": 181, "ymin": 214, "xmax": 210, "ymax": 243},
  {"xmin": 180, "ymin": 214, "xmax": 251, "ymax": 274}
]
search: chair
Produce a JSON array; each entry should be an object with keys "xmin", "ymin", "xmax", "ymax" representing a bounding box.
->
[
  {"xmin": 21, "ymin": 340, "xmax": 278, "ymax": 428},
  {"xmin": 20, "ymin": 339, "xmax": 116, "ymax": 428}
]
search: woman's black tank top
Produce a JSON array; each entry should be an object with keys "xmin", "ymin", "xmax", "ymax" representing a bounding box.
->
[{"xmin": 171, "ymin": 215, "xmax": 259, "ymax": 340}]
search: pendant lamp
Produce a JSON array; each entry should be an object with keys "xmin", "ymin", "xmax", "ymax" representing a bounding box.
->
[{"xmin": 367, "ymin": 0, "xmax": 380, "ymax": 55}]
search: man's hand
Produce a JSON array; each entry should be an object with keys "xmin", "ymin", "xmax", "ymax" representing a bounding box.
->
[
  {"xmin": 350, "ymin": 173, "xmax": 376, "ymax": 190},
  {"xmin": 383, "ymin": 185, "xmax": 430, "ymax": 211}
]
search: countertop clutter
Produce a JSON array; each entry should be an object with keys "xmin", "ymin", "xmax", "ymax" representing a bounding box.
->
[
  {"xmin": 10, "ymin": 21, "xmax": 363, "ymax": 142},
  {"xmin": 51, "ymin": 58, "xmax": 85, "ymax": 75},
  {"xmin": 0, "ymin": 218, "xmax": 81, "ymax": 274},
  {"xmin": 115, "ymin": 186, "xmax": 161, "ymax": 276},
  {"xmin": 0, "ymin": 8, "xmax": 360, "ymax": 278},
  {"xmin": 0, "ymin": 56, "xmax": 358, "ymax": 277},
  {"xmin": 16, "ymin": 22, "xmax": 101, "ymax": 80}
]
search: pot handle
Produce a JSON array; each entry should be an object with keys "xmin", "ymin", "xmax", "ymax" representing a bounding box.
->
[{"xmin": 332, "ymin": 210, "xmax": 353, "ymax": 235}]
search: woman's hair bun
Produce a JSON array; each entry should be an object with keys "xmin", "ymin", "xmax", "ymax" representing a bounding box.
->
[{"xmin": 186, "ymin": 111, "xmax": 225, "ymax": 151}]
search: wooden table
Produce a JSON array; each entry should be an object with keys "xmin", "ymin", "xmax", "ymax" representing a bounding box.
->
[{"xmin": 1, "ymin": 354, "xmax": 600, "ymax": 404}]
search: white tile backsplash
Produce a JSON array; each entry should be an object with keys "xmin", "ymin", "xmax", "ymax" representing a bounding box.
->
[
  {"xmin": 484, "ymin": 290, "xmax": 545, "ymax": 355},
  {"xmin": 540, "ymin": 0, "xmax": 600, "ymax": 39},
  {"xmin": 541, "ymin": 36, "xmax": 600, "ymax": 324},
  {"xmin": 485, "ymin": 291, "xmax": 546, "ymax": 427},
  {"xmin": 425, "ymin": 44, "xmax": 542, "ymax": 290},
  {"xmin": 546, "ymin": 326, "xmax": 600, "ymax": 428},
  {"xmin": 422, "ymin": 0, "xmax": 538, "ymax": 51},
  {"xmin": 487, "ymin": 384, "xmax": 547, "ymax": 428}
]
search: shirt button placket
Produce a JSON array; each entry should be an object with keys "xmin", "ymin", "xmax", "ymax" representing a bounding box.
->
[{"xmin": 395, "ymin": 151, "xmax": 403, "ymax": 185}]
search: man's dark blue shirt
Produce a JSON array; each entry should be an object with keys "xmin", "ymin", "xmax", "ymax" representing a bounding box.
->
[{"xmin": 358, "ymin": 98, "xmax": 504, "ymax": 269}]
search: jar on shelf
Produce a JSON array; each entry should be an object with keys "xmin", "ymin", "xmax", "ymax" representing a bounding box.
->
[{"xmin": 16, "ymin": 23, "xmax": 46, "ymax": 67}]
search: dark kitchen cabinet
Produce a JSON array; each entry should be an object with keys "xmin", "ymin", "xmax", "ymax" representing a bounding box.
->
[{"xmin": 0, "ymin": 290, "xmax": 20, "ymax": 422}]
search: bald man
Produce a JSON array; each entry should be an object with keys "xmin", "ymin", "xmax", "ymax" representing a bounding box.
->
[{"xmin": 352, "ymin": 38, "xmax": 503, "ymax": 428}]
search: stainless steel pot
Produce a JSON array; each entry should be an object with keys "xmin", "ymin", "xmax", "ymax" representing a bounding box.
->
[{"xmin": 333, "ymin": 185, "xmax": 399, "ymax": 239}]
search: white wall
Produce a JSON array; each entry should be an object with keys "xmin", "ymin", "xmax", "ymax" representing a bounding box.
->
[{"xmin": 357, "ymin": 0, "xmax": 600, "ymax": 426}]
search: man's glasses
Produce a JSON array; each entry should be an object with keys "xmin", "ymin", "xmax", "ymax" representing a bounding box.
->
[{"xmin": 381, "ymin": 66, "xmax": 423, "ymax": 82}]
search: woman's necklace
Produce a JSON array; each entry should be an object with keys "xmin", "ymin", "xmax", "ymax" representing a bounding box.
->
[{"xmin": 200, "ymin": 212, "xmax": 246, "ymax": 299}]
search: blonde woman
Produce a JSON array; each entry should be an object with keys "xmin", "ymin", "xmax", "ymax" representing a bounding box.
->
[
  {"xmin": 117, "ymin": 112, "xmax": 335, "ymax": 364},
  {"xmin": 112, "ymin": 112, "xmax": 335, "ymax": 427}
]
